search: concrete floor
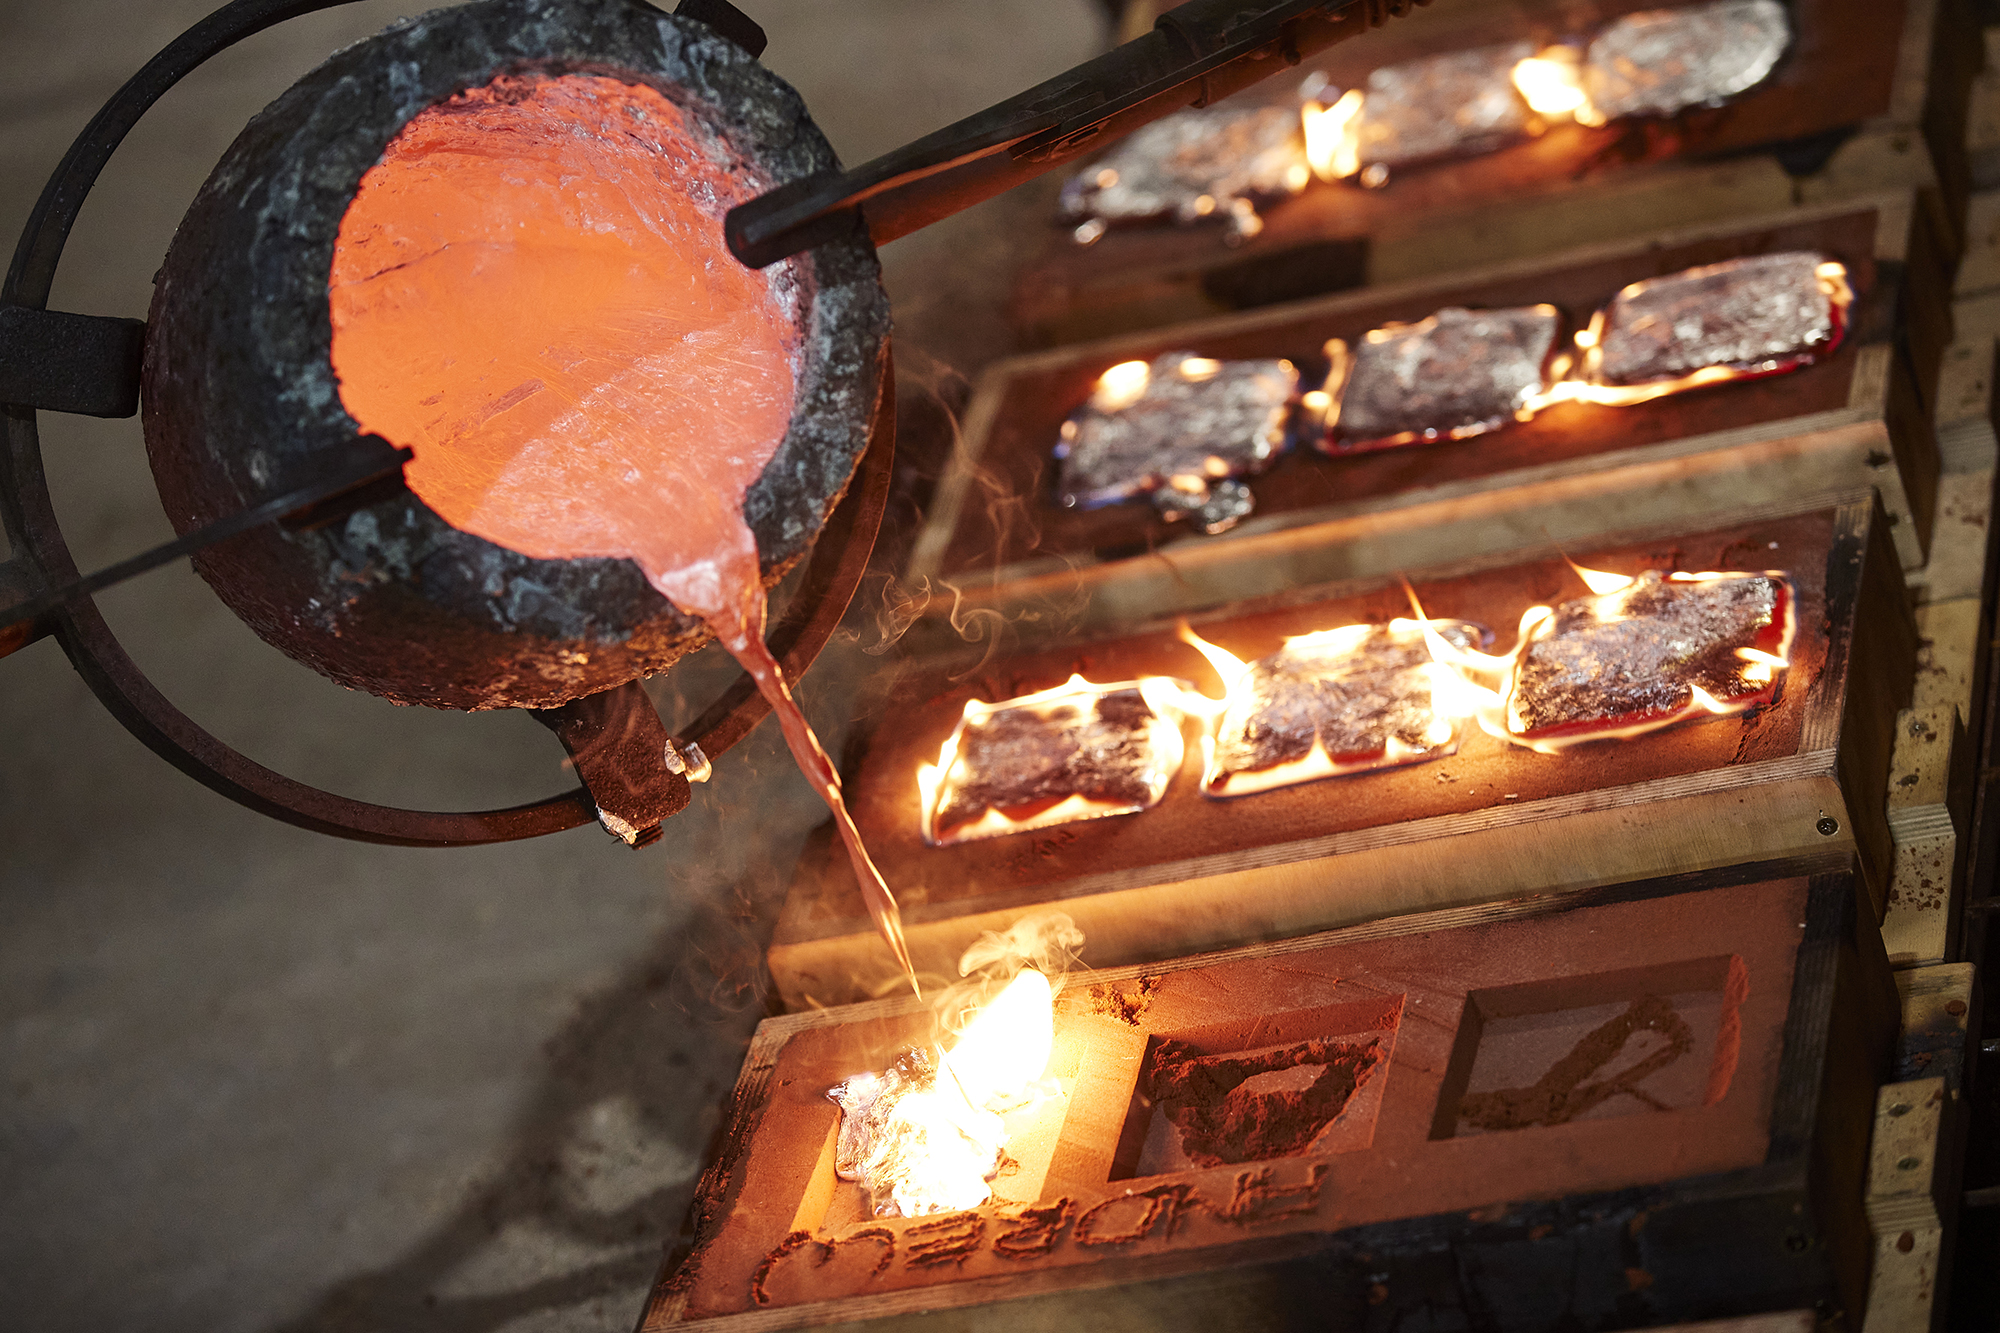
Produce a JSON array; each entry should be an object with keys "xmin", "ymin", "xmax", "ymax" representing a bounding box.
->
[{"xmin": 0, "ymin": 3, "xmax": 1103, "ymax": 1330}]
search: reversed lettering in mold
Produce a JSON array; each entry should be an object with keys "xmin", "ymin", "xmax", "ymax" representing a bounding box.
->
[{"xmin": 750, "ymin": 1160, "xmax": 1331, "ymax": 1306}]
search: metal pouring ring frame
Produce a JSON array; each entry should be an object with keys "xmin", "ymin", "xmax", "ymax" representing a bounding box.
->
[{"xmin": 0, "ymin": 0, "xmax": 895, "ymax": 846}]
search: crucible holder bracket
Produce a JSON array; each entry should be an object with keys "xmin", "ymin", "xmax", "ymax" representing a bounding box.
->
[{"xmin": 0, "ymin": 0, "xmax": 891, "ymax": 847}]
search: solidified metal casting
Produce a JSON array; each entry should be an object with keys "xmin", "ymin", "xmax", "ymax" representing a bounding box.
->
[
  {"xmin": 1591, "ymin": 252, "xmax": 1843, "ymax": 385},
  {"xmin": 1583, "ymin": 0, "xmax": 1790, "ymax": 123},
  {"xmin": 1328, "ymin": 305, "xmax": 1560, "ymax": 449},
  {"xmin": 1509, "ymin": 571, "xmax": 1791, "ymax": 739},
  {"xmin": 1056, "ymin": 352, "xmax": 1297, "ymax": 534}
]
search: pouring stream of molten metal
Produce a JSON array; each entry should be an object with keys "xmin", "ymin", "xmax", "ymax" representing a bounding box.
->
[{"xmin": 328, "ymin": 73, "xmax": 916, "ymax": 991}]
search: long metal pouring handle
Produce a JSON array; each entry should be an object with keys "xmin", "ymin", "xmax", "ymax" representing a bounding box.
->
[
  {"xmin": 727, "ymin": 0, "xmax": 1418, "ymax": 268},
  {"xmin": 0, "ymin": 0, "xmax": 1413, "ymax": 842}
]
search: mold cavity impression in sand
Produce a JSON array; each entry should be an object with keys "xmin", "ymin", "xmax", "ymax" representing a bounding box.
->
[{"xmin": 328, "ymin": 70, "xmax": 916, "ymax": 985}]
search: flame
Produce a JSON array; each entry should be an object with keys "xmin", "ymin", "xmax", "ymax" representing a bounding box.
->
[
  {"xmin": 1178, "ymin": 622, "xmax": 1252, "ymax": 703},
  {"xmin": 1181, "ymin": 617, "xmax": 1469, "ymax": 796},
  {"xmin": 1735, "ymin": 645, "xmax": 1786, "ymax": 684},
  {"xmin": 940, "ymin": 968, "xmax": 1053, "ymax": 1112},
  {"xmin": 1815, "ymin": 260, "xmax": 1855, "ymax": 307},
  {"xmin": 1302, "ymin": 88, "xmax": 1364, "ymax": 182},
  {"xmin": 1686, "ymin": 684, "xmax": 1732, "ymax": 714},
  {"xmin": 919, "ymin": 674, "xmax": 1189, "ymax": 845},
  {"xmin": 831, "ymin": 967, "xmax": 1058, "ymax": 1218},
  {"xmin": 1511, "ymin": 49, "xmax": 1589, "ymax": 118},
  {"xmin": 1091, "ymin": 359, "xmax": 1151, "ymax": 412},
  {"xmin": 1568, "ymin": 561, "xmax": 1636, "ymax": 596},
  {"xmin": 1404, "ymin": 568, "xmax": 1795, "ymax": 754}
]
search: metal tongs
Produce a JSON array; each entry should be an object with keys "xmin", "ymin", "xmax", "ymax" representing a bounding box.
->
[{"xmin": 0, "ymin": 0, "xmax": 1422, "ymax": 638}]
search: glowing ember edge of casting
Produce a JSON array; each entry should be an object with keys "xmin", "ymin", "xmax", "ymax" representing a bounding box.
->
[
  {"xmin": 1406, "ymin": 567, "xmax": 1798, "ymax": 754},
  {"xmin": 915, "ymin": 567, "xmax": 1795, "ymax": 842}
]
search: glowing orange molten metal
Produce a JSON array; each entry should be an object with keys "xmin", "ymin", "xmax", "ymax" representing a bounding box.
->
[
  {"xmin": 329, "ymin": 72, "xmax": 797, "ymax": 605},
  {"xmin": 330, "ymin": 71, "xmax": 918, "ymax": 993}
]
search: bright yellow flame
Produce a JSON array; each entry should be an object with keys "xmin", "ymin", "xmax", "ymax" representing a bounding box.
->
[
  {"xmin": 1302, "ymin": 89, "xmax": 1364, "ymax": 181},
  {"xmin": 1178, "ymin": 621, "xmax": 1252, "ymax": 702},
  {"xmin": 1177, "ymin": 356, "xmax": 1223, "ymax": 381},
  {"xmin": 1569, "ymin": 561, "xmax": 1637, "ymax": 596},
  {"xmin": 832, "ymin": 968, "xmax": 1058, "ymax": 1217},
  {"xmin": 1817, "ymin": 260, "xmax": 1854, "ymax": 309},
  {"xmin": 1092, "ymin": 359, "xmax": 1151, "ymax": 412},
  {"xmin": 1687, "ymin": 684, "xmax": 1732, "ymax": 714},
  {"xmin": 1524, "ymin": 363, "xmax": 1750, "ymax": 412},
  {"xmin": 1511, "ymin": 51, "xmax": 1588, "ymax": 117},
  {"xmin": 1422, "ymin": 657, "xmax": 1505, "ymax": 723},
  {"xmin": 942, "ymin": 969, "xmax": 1053, "ymax": 1111}
]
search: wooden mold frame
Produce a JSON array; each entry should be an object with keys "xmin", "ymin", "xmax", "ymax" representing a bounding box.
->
[
  {"xmin": 913, "ymin": 196, "xmax": 1947, "ymax": 648},
  {"xmin": 645, "ymin": 858, "xmax": 1897, "ymax": 1332},
  {"xmin": 1011, "ymin": 0, "xmax": 1976, "ymax": 345},
  {"xmin": 776, "ymin": 496, "xmax": 1913, "ymax": 1010}
]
